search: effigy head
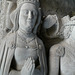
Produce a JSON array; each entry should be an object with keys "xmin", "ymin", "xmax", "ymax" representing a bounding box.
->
[
  {"xmin": 19, "ymin": 3, "xmax": 38, "ymax": 33},
  {"xmin": 59, "ymin": 15, "xmax": 75, "ymax": 39},
  {"xmin": 10, "ymin": 0, "xmax": 41, "ymax": 34}
]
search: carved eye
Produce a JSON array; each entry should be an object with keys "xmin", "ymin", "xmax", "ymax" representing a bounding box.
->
[{"xmin": 24, "ymin": 10, "xmax": 28, "ymax": 15}]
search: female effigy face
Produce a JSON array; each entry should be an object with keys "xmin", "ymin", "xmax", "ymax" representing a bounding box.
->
[{"xmin": 19, "ymin": 3, "xmax": 38, "ymax": 32}]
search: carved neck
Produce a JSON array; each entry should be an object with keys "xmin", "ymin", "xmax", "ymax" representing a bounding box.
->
[{"xmin": 18, "ymin": 28, "xmax": 34, "ymax": 38}]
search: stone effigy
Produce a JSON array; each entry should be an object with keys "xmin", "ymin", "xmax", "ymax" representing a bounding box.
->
[
  {"xmin": 0, "ymin": 0, "xmax": 47, "ymax": 75},
  {"xmin": 49, "ymin": 15, "xmax": 75, "ymax": 75}
]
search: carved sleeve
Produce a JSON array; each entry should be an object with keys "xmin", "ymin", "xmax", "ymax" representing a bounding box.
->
[
  {"xmin": 37, "ymin": 38, "xmax": 47, "ymax": 75},
  {"xmin": 49, "ymin": 45, "xmax": 60, "ymax": 75}
]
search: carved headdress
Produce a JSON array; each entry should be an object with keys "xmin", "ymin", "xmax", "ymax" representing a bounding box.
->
[
  {"xmin": 17, "ymin": 0, "xmax": 40, "ymax": 8},
  {"xmin": 58, "ymin": 15, "xmax": 75, "ymax": 39}
]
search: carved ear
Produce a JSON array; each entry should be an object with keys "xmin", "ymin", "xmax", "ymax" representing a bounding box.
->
[{"xmin": 33, "ymin": 8, "xmax": 41, "ymax": 34}]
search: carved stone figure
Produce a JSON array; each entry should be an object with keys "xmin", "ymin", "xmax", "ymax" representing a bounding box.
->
[
  {"xmin": 49, "ymin": 15, "xmax": 75, "ymax": 75},
  {"xmin": 0, "ymin": 0, "xmax": 47, "ymax": 75}
]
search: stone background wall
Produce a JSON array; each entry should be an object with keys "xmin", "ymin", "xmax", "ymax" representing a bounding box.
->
[{"xmin": 40, "ymin": 0, "xmax": 75, "ymax": 18}]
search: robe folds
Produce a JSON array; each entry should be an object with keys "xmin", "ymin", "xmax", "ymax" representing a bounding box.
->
[
  {"xmin": 0, "ymin": 32, "xmax": 47, "ymax": 75},
  {"xmin": 0, "ymin": 32, "xmax": 16, "ymax": 75}
]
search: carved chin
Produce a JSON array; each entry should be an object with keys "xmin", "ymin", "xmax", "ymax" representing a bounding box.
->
[
  {"xmin": 26, "ymin": 27, "xmax": 32, "ymax": 32},
  {"xmin": 27, "ymin": 22, "xmax": 32, "ymax": 26}
]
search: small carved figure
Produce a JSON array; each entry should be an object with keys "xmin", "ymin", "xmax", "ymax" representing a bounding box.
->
[
  {"xmin": 0, "ymin": 0, "xmax": 47, "ymax": 75},
  {"xmin": 49, "ymin": 15, "xmax": 75, "ymax": 75}
]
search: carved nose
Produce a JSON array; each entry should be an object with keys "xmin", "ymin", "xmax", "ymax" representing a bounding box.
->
[{"xmin": 28, "ymin": 11, "xmax": 32, "ymax": 19}]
